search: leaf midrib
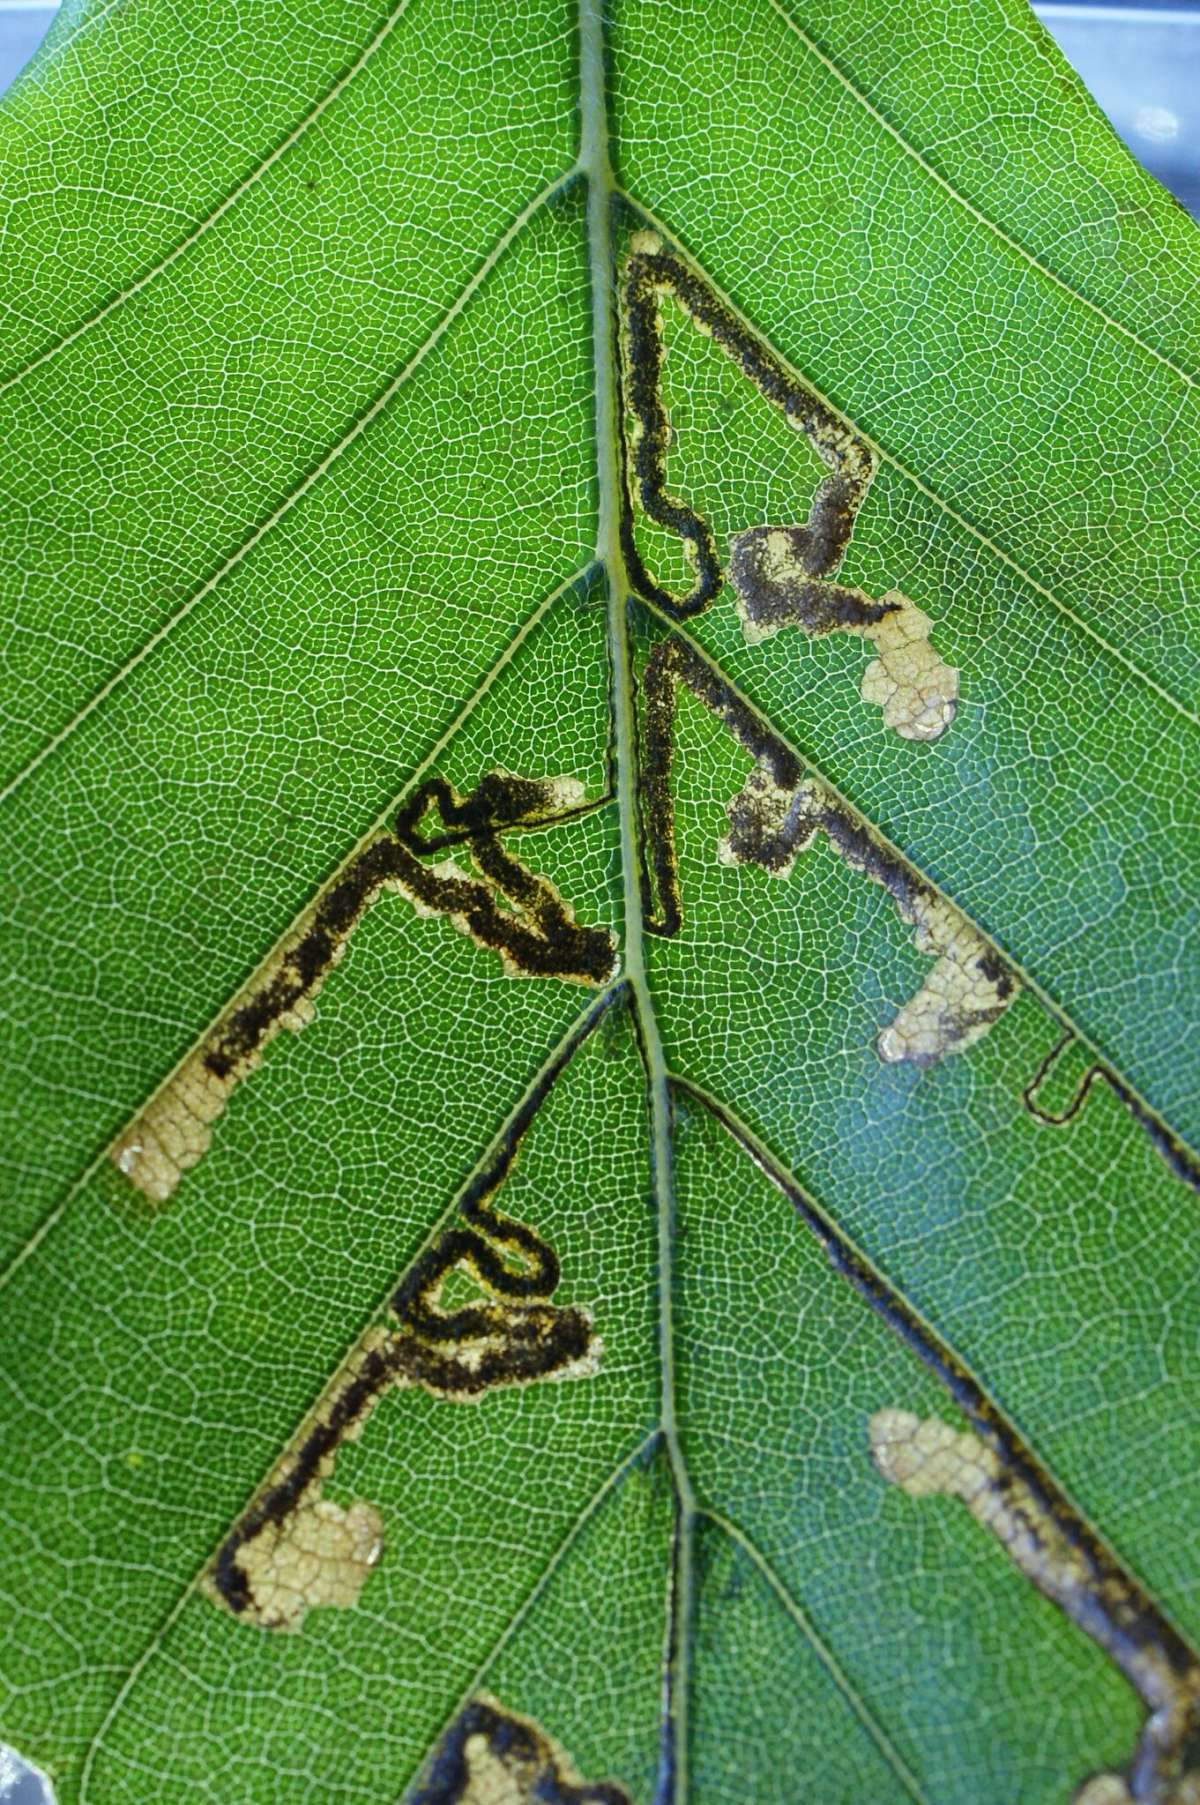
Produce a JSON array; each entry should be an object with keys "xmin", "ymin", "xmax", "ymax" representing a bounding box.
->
[
  {"xmin": 4, "ymin": 183, "xmax": 1194, "ymax": 826},
  {"xmin": 580, "ymin": 5, "xmax": 695, "ymax": 1794}
]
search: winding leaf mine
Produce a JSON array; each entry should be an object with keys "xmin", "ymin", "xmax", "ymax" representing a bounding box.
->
[
  {"xmin": 111, "ymin": 771, "xmax": 615, "ymax": 1203},
  {"xmin": 871, "ymin": 1411, "xmax": 1200, "ymax": 1805},
  {"xmin": 206, "ymin": 991, "xmax": 618, "ymax": 1631},
  {"xmin": 640, "ymin": 632, "xmax": 1016, "ymax": 1065},
  {"xmin": 619, "ymin": 231, "xmax": 958, "ymax": 741}
]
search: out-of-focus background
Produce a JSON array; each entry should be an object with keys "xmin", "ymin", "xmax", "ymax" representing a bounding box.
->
[
  {"xmin": 0, "ymin": 0, "xmax": 1197, "ymax": 1801},
  {"xmin": 1036, "ymin": 0, "xmax": 1200, "ymax": 214}
]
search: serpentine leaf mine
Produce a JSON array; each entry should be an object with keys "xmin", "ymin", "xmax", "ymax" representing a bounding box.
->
[
  {"xmin": 1024, "ymin": 1034, "xmax": 1200, "ymax": 1194},
  {"xmin": 871, "ymin": 1410, "xmax": 1200, "ymax": 1804},
  {"xmin": 619, "ymin": 231, "xmax": 957, "ymax": 739},
  {"xmin": 111, "ymin": 770, "xmax": 615, "ymax": 1202},
  {"xmin": 640, "ymin": 633, "xmax": 1014, "ymax": 1063},
  {"xmin": 206, "ymin": 992, "xmax": 617, "ymax": 1630}
]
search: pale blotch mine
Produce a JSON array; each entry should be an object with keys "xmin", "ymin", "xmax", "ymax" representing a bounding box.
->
[
  {"xmin": 870, "ymin": 1405, "xmax": 1104, "ymax": 1619},
  {"xmin": 111, "ymin": 1053, "xmax": 235, "ymax": 1206},
  {"xmin": 739, "ymin": 779, "xmax": 1017, "ymax": 1066},
  {"xmin": 874, "ymin": 887, "xmax": 1013, "ymax": 1068},
  {"xmin": 737, "ymin": 530, "xmax": 958, "ymax": 741},
  {"xmin": 234, "ymin": 1496, "xmax": 384, "ymax": 1632},
  {"xmin": 419, "ymin": 1693, "xmax": 632, "ymax": 1805},
  {"xmin": 858, "ymin": 591, "xmax": 960, "ymax": 742},
  {"xmin": 205, "ymin": 1325, "xmax": 395, "ymax": 1632},
  {"xmin": 1076, "ymin": 1781, "xmax": 1200, "ymax": 1805}
]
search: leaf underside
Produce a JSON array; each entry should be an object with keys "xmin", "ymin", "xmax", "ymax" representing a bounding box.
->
[{"xmin": 1, "ymin": 2, "xmax": 1199, "ymax": 1803}]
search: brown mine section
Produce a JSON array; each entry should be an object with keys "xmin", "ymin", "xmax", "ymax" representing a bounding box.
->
[
  {"xmin": 209, "ymin": 772, "xmax": 614, "ymax": 1078},
  {"xmin": 810, "ymin": 795, "xmax": 931, "ymax": 922},
  {"xmin": 638, "ymin": 628, "xmax": 930, "ymax": 920},
  {"xmin": 638, "ymin": 630, "xmax": 803, "ymax": 934},
  {"xmin": 617, "ymin": 236, "xmax": 869, "ymax": 624},
  {"xmin": 619, "ymin": 234, "xmax": 957, "ymax": 739},
  {"xmin": 618, "ymin": 234, "xmax": 873, "ymax": 624},
  {"xmin": 624, "ymin": 243, "xmax": 871, "ymax": 485},
  {"xmin": 210, "ymin": 986, "xmax": 622, "ymax": 1626},
  {"xmin": 113, "ymin": 770, "xmax": 615, "ymax": 1204},
  {"xmin": 204, "ymin": 834, "xmax": 406, "ymax": 1080},
  {"xmin": 412, "ymin": 1695, "xmax": 631, "ymax": 1805},
  {"xmin": 619, "ymin": 247, "xmax": 722, "ymax": 619},
  {"xmin": 1024, "ymin": 1036, "xmax": 1200, "ymax": 1197},
  {"xmin": 727, "ymin": 513, "xmax": 891, "ymax": 640}
]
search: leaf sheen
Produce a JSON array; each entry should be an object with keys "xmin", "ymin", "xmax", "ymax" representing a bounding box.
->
[{"xmin": 1, "ymin": 1, "xmax": 1199, "ymax": 1802}]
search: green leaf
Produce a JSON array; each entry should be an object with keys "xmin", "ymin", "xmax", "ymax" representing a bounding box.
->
[{"xmin": 2, "ymin": 2, "xmax": 1198, "ymax": 1802}]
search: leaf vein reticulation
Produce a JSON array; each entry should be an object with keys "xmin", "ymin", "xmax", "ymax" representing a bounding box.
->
[
  {"xmin": 0, "ymin": 0, "xmax": 418, "ymax": 398},
  {"xmin": 0, "ymin": 172, "xmax": 575, "ymax": 811},
  {"xmin": 0, "ymin": 565, "xmax": 594, "ymax": 1299},
  {"xmin": 763, "ymin": 0, "xmax": 1198, "ymax": 392},
  {"xmin": 388, "ymin": 1431, "xmax": 661, "ymax": 1805},
  {"xmin": 26, "ymin": 0, "xmax": 128, "ymax": 65},
  {"xmin": 76, "ymin": 989, "xmax": 637, "ymax": 1803},
  {"xmin": 647, "ymin": 604, "xmax": 1200, "ymax": 1180},
  {"xmin": 620, "ymin": 189, "xmax": 1200, "ymax": 732},
  {"xmin": 683, "ymin": 1078, "xmax": 1200, "ymax": 1675},
  {"xmin": 700, "ymin": 1506, "xmax": 933, "ymax": 1805},
  {"xmin": 4, "ymin": 3, "xmax": 1197, "ymax": 1796}
]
